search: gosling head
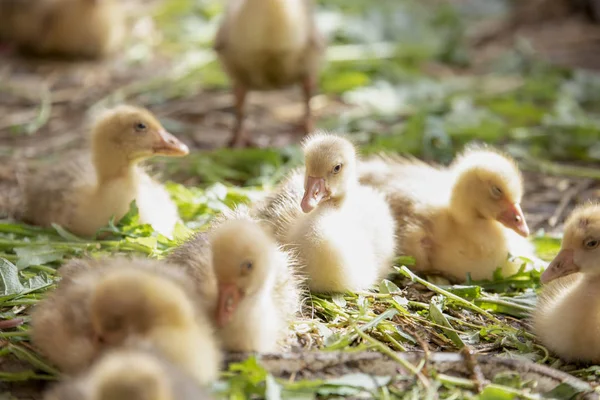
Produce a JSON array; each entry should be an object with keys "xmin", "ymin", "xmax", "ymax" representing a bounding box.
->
[
  {"xmin": 450, "ymin": 148, "xmax": 529, "ymax": 237},
  {"xmin": 93, "ymin": 351, "xmax": 172, "ymax": 400},
  {"xmin": 541, "ymin": 203, "xmax": 600, "ymax": 284},
  {"xmin": 89, "ymin": 268, "xmax": 193, "ymax": 346},
  {"xmin": 92, "ymin": 105, "xmax": 189, "ymax": 163},
  {"xmin": 209, "ymin": 219, "xmax": 277, "ymax": 327},
  {"xmin": 300, "ymin": 133, "xmax": 357, "ymax": 213}
]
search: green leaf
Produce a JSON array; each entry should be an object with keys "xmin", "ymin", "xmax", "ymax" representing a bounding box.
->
[
  {"xmin": 0, "ymin": 259, "xmax": 24, "ymax": 296},
  {"xmin": 395, "ymin": 325, "xmax": 417, "ymax": 344},
  {"xmin": 8, "ymin": 344, "xmax": 59, "ymax": 375},
  {"xmin": 492, "ymin": 372, "xmax": 524, "ymax": 389},
  {"xmin": 543, "ymin": 382, "xmax": 594, "ymax": 399},
  {"xmin": 314, "ymin": 321, "xmax": 335, "ymax": 341},
  {"xmin": 117, "ymin": 200, "xmax": 141, "ymax": 227},
  {"xmin": 331, "ymin": 293, "xmax": 347, "ymax": 308},
  {"xmin": 394, "ymin": 255, "xmax": 416, "ymax": 266},
  {"xmin": 23, "ymin": 273, "xmax": 53, "ymax": 291},
  {"xmin": 474, "ymin": 297, "xmax": 534, "ymax": 318},
  {"xmin": 321, "ymin": 70, "xmax": 371, "ymax": 94},
  {"xmin": 472, "ymin": 265, "xmax": 541, "ymax": 292},
  {"xmin": 478, "ymin": 385, "xmax": 519, "ymax": 400},
  {"xmin": 533, "ymin": 236, "xmax": 562, "ymax": 261},
  {"xmin": 227, "ymin": 356, "xmax": 270, "ymax": 398},
  {"xmin": 379, "ymin": 279, "xmax": 401, "ymax": 294},
  {"xmin": 392, "ymin": 295, "xmax": 409, "ymax": 307},
  {"xmin": 429, "ymin": 296, "xmax": 465, "ymax": 349},
  {"xmin": 172, "ymin": 222, "xmax": 194, "ymax": 242},
  {"xmin": 126, "ymin": 236, "xmax": 158, "ymax": 251},
  {"xmin": 15, "ymin": 245, "xmax": 65, "ymax": 270},
  {"xmin": 228, "ymin": 356, "xmax": 268, "ymax": 385},
  {"xmin": 444, "ymin": 285, "xmax": 481, "ymax": 300},
  {"xmin": 51, "ymin": 224, "xmax": 84, "ymax": 242}
]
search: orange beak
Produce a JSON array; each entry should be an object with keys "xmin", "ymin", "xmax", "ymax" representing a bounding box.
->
[
  {"xmin": 541, "ymin": 249, "xmax": 579, "ymax": 284},
  {"xmin": 497, "ymin": 202, "xmax": 529, "ymax": 237},
  {"xmin": 215, "ymin": 283, "xmax": 242, "ymax": 327},
  {"xmin": 153, "ymin": 130, "xmax": 189, "ymax": 156},
  {"xmin": 301, "ymin": 176, "xmax": 328, "ymax": 213}
]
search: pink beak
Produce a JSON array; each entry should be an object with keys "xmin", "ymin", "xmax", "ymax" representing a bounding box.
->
[
  {"xmin": 541, "ymin": 249, "xmax": 579, "ymax": 284},
  {"xmin": 301, "ymin": 177, "xmax": 328, "ymax": 213},
  {"xmin": 215, "ymin": 283, "xmax": 242, "ymax": 327},
  {"xmin": 153, "ymin": 130, "xmax": 189, "ymax": 156},
  {"xmin": 497, "ymin": 202, "xmax": 529, "ymax": 237}
]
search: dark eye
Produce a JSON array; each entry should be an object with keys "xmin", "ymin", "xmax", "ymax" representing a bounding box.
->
[
  {"xmin": 240, "ymin": 261, "xmax": 253, "ymax": 274},
  {"xmin": 134, "ymin": 122, "xmax": 147, "ymax": 132},
  {"xmin": 490, "ymin": 186, "xmax": 502, "ymax": 198},
  {"xmin": 585, "ymin": 239, "xmax": 599, "ymax": 249},
  {"xmin": 332, "ymin": 164, "xmax": 342, "ymax": 174}
]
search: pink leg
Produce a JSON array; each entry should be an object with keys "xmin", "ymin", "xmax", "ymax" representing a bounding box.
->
[{"xmin": 228, "ymin": 84, "xmax": 250, "ymax": 148}]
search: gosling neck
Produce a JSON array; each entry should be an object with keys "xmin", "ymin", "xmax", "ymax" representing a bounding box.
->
[
  {"xmin": 92, "ymin": 143, "xmax": 140, "ymax": 184},
  {"xmin": 328, "ymin": 178, "xmax": 358, "ymax": 210},
  {"xmin": 448, "ymin": 201, "xmax": 479, "ymax": 226},
  {"xmin": 447, "ymin": 180, "xmax": 490, "ymax": 229}
]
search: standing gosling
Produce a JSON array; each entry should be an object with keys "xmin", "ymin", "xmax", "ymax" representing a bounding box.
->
[
  {"xmin": 2, "ymin": 0, "xmax": 124, "ymax": 58},
  {"xmin": 214, "ymin": 0, "xmax": 325, "ymax": 146}
]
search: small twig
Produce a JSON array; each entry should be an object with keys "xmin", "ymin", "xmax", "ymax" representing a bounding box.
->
[
  {"xmin": 407, "ymin": 324, "xmax": 431, "ymax": 359},
  {"xmin": 354, "ymin": 327, "xmax": 431, "ymax": 389},
  {"xmin": 460, "ymin": 346, "xmax": 486, "ymax": 393},
  {"xmin": 404, "ymin": 323, "xmax": 432, "ymax": 375}
]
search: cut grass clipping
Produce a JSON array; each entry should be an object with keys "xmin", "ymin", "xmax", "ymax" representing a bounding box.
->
[{"xmin": 0, "ymin": 175, "xmax": 587, "ymax": 399}]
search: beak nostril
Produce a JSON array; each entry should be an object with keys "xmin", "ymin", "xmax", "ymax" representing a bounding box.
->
[{"xmin": 515, "ymin": 215, "xmax": 521, "ymax": 222}]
